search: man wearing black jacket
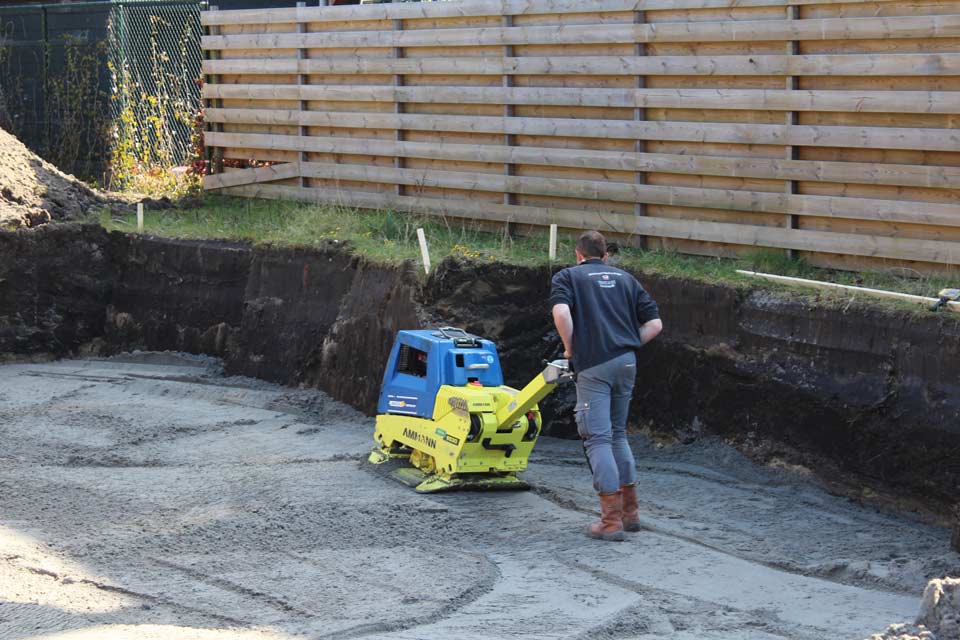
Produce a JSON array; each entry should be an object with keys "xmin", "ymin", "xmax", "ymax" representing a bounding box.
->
[{"xmin": 550, "ymin": 230, "xmax": 663, "ymax": 541}]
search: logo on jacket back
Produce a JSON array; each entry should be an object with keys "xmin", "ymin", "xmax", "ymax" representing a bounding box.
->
[{"xmin": 591, "ymin": 271, "xmax": 619, "ymax": 289}]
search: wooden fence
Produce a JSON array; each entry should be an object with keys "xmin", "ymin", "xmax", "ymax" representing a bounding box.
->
[{"xmin": 200, "ymin": 0, "xmax": 960, "ymax": 272}]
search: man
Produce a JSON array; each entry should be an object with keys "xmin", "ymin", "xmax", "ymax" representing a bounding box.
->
[{"xmin": 550, "ymin": 230, "xmax": 663, "ymax": 542}]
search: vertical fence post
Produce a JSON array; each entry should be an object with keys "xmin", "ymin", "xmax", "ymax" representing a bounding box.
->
[
  {"xmin": 206, "ymin": 5, "xmax": 223, "ymax": 175},
  {"xmin": 40, "ymin": 5, "xmax": 49, "ymax": 155},
  {"xmin": 118, "ymin": 1, "xmax": 127, "ymax": 90},
  {"xmin": 502, "ymin": 13, "xmax": 516, "ymax": 238},
  {"xmin": 784, "ymin": 4, "xmax": 800, "ymax": 261},
  {"xmin": 549, "ymin": 224, "xmax": 558, "ymax": 262},
  {"xmin": 137, "ymin": 202, "xmax": 144, "ymax": 232},
  {"xmin": 632, "ymin": 8, "xmax": 647, "ymax": 251},
  {"xmin": 392, "ymin": 14, "xmax": 404, "ymax": 197},
  {"xmin": 297, "ymin": 1, "xmax": 308, "ymax": 187}
]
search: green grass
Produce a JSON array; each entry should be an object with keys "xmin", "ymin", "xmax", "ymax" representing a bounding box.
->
[
  {"xmin": 96, "ymin": 195, "xmax": 554, "ymax": 266},
  {"xmin": 93, "ymin": 194, "xmax": 958, "ymax": 311}
]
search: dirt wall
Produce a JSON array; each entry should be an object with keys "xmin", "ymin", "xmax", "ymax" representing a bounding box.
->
[
  {"xmin": 954, "ymin": 505, "xmax": 960, "ymax": 553},
  {"xmin": 224, "ymin": 244, "xmax": 422, "ymax": 413},
  {"xmin": 0, "ymin": 224, "xmax": 112, "ymax": 358},
  {"xmin": 2, "ymin": 227, "xmax": 959, "ymax": 517},
  {"xmin": 105, "ymin": 234, "xmax": 250, "ymax": 357},
  {"xmin": 299, "ymin": 259, "xmax": 422, "ymax": 412},
  {"xmin": 226, "ymin": 244, "xmax": 357, "ymax": 383}
]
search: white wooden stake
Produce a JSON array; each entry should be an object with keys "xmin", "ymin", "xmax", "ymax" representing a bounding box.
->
[
  {"xmin": 136, "ymin": 203, "xmax": 144, "ymax": 232},
  {"xmin": 549, "ymin": 223, "xmax": 558, "ymax": 261},
  {"xmin": 416, "ymin": 227, "xmax": 431, "ymax": 274}
]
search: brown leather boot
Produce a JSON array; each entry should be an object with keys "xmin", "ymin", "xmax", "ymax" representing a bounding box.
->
[
  {"xmin": 621, "ymin": 484, "xmax": 641, "ymax": 532},
  {"xmin": 587, "ymin": 491, "xmax": 625, "ymax": 542}
]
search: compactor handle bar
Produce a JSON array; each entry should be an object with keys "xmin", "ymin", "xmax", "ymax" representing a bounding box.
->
[
  {"xmin": 436, "ymin": 326, "xmax": 481, "ymax": 348},
  {"xmin": 542, "ymin": 359, "xmax": 574, "ymax": 384},
  {"xmin": 437, "ymin": 326, "xmax": 470, "ymax": 338}
]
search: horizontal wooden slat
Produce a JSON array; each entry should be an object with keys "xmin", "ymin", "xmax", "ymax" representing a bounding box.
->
[
  {"xmin": 272, "ymin": 160, "xmax": 960, "ymax": 227},
  {"xmin": 205, "ymin": 131, "xmax": 960, "ymax": 189},
  {"xmin": 220, "ymin": 184, "xmax": 960, "ymax": 264},
  {"xmin": 201, "ymin": 0, "xmax": 915, "ymax": 26},
  {"xmin": 201, "ymin": 16, "xmax": 960, "ymax": 50},
  {"xmin": 202, "ymin": 162, "xmax": 299, "ymax": 190},
  {"xmin": 202, "ymin": 53, "xmax": 960, "ymax": 78},
  {"xmin": 204, "ymin": 109, "xmax": 960, "ymax": 152},
  {"xmin": 202, "ymin": 84, "xmax": 960, "ymax": 114}
]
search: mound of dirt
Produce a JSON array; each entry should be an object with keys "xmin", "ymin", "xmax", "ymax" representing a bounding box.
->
[
  {"xmin": 0, "ymin": 125, "xmax": 110, "ymax": 229},
  {"xmin": 918, "ymin": 578, "xmax": 960, "ymax": 638},
  {"xmin": 866, "ymin": 577, "xmax": 960, "ymax": 640}
]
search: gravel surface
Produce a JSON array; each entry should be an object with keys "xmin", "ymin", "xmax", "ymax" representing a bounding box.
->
[{"xmin": 1, "ymin": 355, "xmax": 957, "ymax": 639}]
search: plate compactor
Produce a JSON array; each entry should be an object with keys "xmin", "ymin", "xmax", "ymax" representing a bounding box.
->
[{"xmin": 368, "ymin": 328, "xmax": 573, "ymax": 493}]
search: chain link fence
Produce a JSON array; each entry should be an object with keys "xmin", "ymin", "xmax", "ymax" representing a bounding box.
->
[
  {"xmin": 0, "ymin": 0, "xmax": 203, "ymax": 183},
  {"xmin": 109, "ymin": 0, "xmax": 204, "ymax": 188}
]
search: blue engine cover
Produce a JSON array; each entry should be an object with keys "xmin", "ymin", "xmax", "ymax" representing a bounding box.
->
[{"xmin": 377, "ymin": 329, "xmax": 504, "ymax": 419}]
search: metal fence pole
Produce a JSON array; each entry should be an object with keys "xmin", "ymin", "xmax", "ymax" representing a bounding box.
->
[{"xmin": 40, "ymin": 5, "xmax": 48, "ymax": 153}]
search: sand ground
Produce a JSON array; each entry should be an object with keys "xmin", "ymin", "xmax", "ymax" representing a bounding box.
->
[{"xmin": 1, "ymin": 355, "xmax": 956, "ymax": 639}]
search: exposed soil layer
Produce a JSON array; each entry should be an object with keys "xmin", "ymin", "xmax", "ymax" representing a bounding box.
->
[
  {"xmin": 3, "ymin": 226, "xmax": 960, "ymax": 520},
  {"xmin": 953, "ymin": 506, "xmax": 960, "ymax": 553},
  {"xmin": 105, "ymin": 233, "xmax": 251, "ymax": 357},
  {"xmin": 226, "ymin": 245, "xmax": 422, "ymax": 414},
  {"xmin": 0, "ymin": 224, "xmax": 112, "ymax": 357}
]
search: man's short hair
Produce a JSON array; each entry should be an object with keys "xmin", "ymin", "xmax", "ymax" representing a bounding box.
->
[{"xmin": 576, "ymin": 230, "xmax": 606, "ymax": 258}]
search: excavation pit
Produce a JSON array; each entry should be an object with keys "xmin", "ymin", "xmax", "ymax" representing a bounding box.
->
[{"xmin": 2, "ymin": 226, "xmax": 959, "ymax": 638}]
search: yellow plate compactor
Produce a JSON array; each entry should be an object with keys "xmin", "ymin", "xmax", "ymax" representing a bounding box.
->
[{"xmin": 368, "ymin": 327, "xmax": 572, "ymax": 492}]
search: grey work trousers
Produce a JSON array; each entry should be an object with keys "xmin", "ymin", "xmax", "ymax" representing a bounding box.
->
[{"xmin": 574, "ymin": 351, "xmax": 638, "ymax": 494}]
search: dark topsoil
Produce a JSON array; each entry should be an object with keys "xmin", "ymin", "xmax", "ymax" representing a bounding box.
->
[{"xmin": 3, "ymin": 223, "xmax": 960, "ymax": 537}]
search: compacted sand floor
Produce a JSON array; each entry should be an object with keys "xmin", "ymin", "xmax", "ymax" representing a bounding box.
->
[{"xmin": 1, "ymin": 355, "xmax": 957, "ymax": 640}]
